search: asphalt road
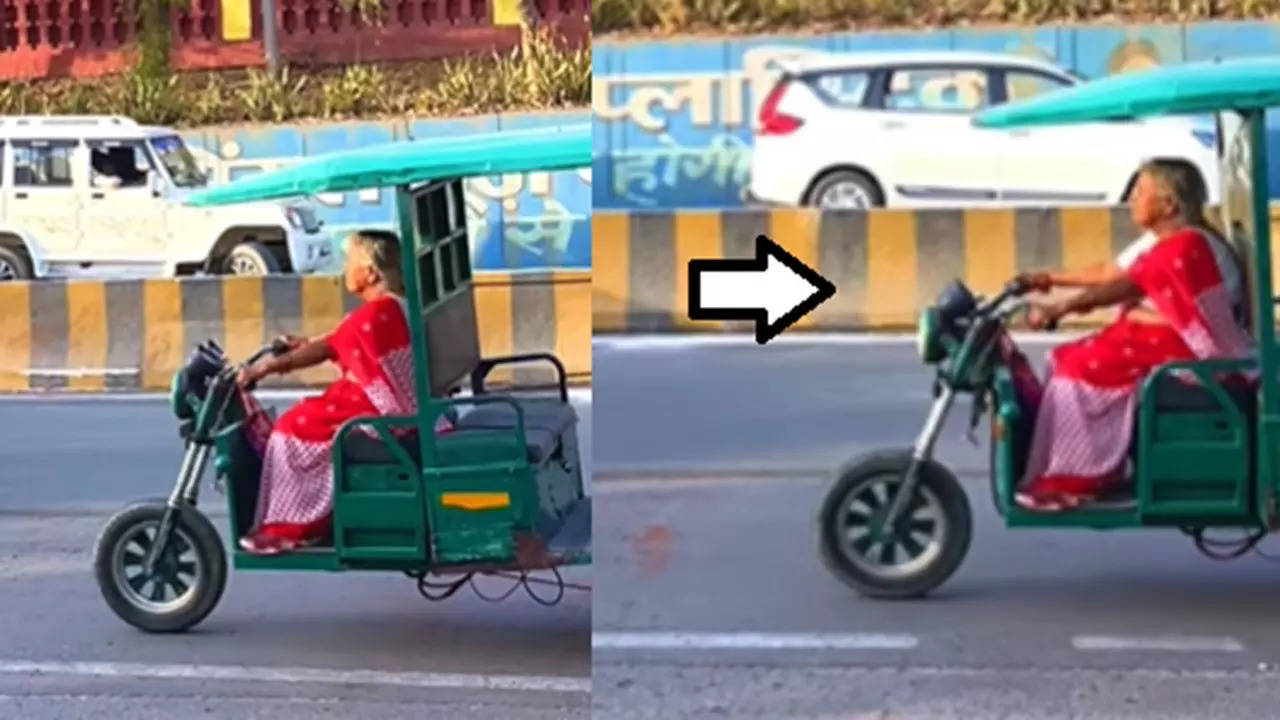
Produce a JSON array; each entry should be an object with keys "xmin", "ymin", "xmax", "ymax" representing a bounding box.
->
[
  {"xmin": 592, "ymin": 337, "xmax": 1280, "ymax": 719},
  {"xmin": 0, "ymin": 392, "xmax": 592, "ymax": 719}
]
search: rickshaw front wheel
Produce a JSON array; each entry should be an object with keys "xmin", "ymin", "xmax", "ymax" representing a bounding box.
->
[
  {"xmin": 818, "ymin": 449, "xmax": 972, "ymax": 599},
  {"xmin": 93, "ymin": 501, "xmax": 227, "ymax": 633}
]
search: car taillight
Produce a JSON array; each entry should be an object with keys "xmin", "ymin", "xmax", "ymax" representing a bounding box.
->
[{"xmin": 758, "ymin": 81, "xmax": 804, "ymax": 136}]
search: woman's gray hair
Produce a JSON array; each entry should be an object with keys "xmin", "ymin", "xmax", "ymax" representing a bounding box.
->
[
  {"xmin": 1138, "ymin": 159, "xmax": 1208, "ymax": 227},
  {"xmin": 348, "ymin": 229, "xmax": 405, "ymax": 294}
]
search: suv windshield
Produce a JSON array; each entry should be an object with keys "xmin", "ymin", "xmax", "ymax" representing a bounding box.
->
[{"xmin": 150, "ymin": 135, "xmax": 206, "ymax": 187}]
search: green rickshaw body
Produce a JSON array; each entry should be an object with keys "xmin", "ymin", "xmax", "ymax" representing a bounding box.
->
[
  {"xmin": 817, "ymin": 58, "xmax": 1280, "ymax": 601},
  {"xmin": 187, "ymin": 124, "xmax": 592, "ymax": 575},
  {"xmin": 974, "ymin": 59, "xmax": 1280, "ymax": 532}
]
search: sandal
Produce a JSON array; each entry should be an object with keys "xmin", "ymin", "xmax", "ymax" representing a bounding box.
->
[
  {"xmin": 1015, "ymin": 491, "xmax": 1065, "ymax": 512},
  {"xmin": 239, "ymin": 533, "xmax": 288, "ymax": 556}
]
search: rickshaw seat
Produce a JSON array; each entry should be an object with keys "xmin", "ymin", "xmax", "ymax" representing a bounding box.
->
[
  {"xmin": 452, "ymin": 400, "xmax": 578, "ymax": 465},
  {"xmin": 339, "ymin": 400, "xmax": 576, "ymax": 466},
  {"xmin": 1151, "ymin": 373, "xmax": 1256, "ymax": 414}
]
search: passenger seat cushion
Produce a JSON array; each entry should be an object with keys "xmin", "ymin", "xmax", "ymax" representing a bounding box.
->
[{"xmin": 453, "ymin": 400, "xmax": 578, "ymax": 464}]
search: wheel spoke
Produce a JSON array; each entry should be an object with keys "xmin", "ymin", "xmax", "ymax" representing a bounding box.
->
[
  {"xmin": 850, "ymin": 534, "xmax": 875, "ymax": 556},
  {"xmin": 899, "ymin": 533, "xmax": 924, "ymax": 558},
  {"xmin": 167, "ymin": 576, "xmax": 189, "ymax": 597},
  {"xmin": 878, "ymin": 540, "xmax": 896, "ymax": 565},
  {"xmin": 127, "ymin": 572, "xmax": 149, "ymax": 593},
  {"xmin": 133, "ymin": 531, "xmax": 153, "ymax": 552},
  {"xmin": 122, "ymin": 549, "xmax": 144, "ymax": 566},
  {"xmin": 909, "ymin": 518, "xmax": 936, "ymax": 534},
  {"xmin": 176, "ymin": 561, "xmax": 197, "ymax": 577},
  {"xmin": 855, "ymin": 486, "xmax": 881, "ymax": 509},
  {"xmin": 844, "ymin": 510, "xmax": 870, "ymax": 526},
  {"xmin": 149, "ymin": 579, "xmax": 167, "ymax": 603}
]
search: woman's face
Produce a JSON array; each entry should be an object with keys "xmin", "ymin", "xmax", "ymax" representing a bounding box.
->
[
  {"xmin": 1129, "ymin": 171, "xmax": 1176, "ymax": 230},
  {"xmin": 343, "ymin": 241, "xmax": 377, "ymax": 296}
]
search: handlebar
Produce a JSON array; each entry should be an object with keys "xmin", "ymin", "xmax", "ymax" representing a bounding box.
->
[
  {"xmin": 239, "ymin": 338, "xmax": 293, "ymax": 392},
  {"xmin": 979, "ymin": 277, "xmax": 1060, "ymax": 331}
]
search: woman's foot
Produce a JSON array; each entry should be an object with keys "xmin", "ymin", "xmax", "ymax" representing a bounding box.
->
[
  {"xmin": 239, "ymin": 533, "xmax": 291, "ymax": 556},
  {"xmin": 1015, "ymin": 491, "xmax": 1095, "ymax": 512}
]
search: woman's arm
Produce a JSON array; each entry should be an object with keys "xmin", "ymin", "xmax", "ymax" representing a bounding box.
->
[
  {"xmin": 1055, "ymin": 276, "xmax": 1144, "ymax": 317},
  {"xmin": 240, "ymin": 337, "xmax": 336, "ymax": 384},
  {"xmin": 1046, "ymin": 262, "xmax": 1124, "ymax": 288}
]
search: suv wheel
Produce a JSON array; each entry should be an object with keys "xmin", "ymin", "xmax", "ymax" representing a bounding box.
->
[
  {"xmin": 0, "ymin": 245, "xmax": 34, "ymax": 281},
  {"xmin": 223, "ymin": 242, "xmax": 282, "ymax": 276},
  {"xmin": 808, "ymin": 170, "xmax": 884, "ymax": 210}
]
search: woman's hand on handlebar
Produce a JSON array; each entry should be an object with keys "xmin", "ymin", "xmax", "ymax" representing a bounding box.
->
[
  {"xmin": 275, "ymin": 334, "xmax": 307, "ymax": 352},
  {"xmin": 237, "ymin": 359, "xmax": 273, "ymax": 388},
  {"xmin": 1015, "ymin": 272, "xmax": 1053, "ymax": 294},
  {"xmin": 1026, "ymin": 301, "xmax": 1063, "ymax": 331}
]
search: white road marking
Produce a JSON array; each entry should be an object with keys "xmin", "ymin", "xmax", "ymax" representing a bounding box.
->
[
  {"xmin": 23, "ymin": 367, "xmax": 140, "ymax": 376},
  {"xmin": 592, "ymin": 632, "xmax": 918, "ymax": 650},
  {"xmin": 593, "ymin": 332, "xmax": 1078, "ymax": 351},
  {"xmin": 0, "ymin": 659, "xmax": 591, "ymax": 694},
  {"xmin": 1072, "ymin": 635, "xmax": 1245, "ymax": 652}
]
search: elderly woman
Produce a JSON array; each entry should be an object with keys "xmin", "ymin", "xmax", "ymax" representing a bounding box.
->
[
  {"xmin": 1015, "ymin": 160, "xmax": 1255, "ymax": 512},
  {"xmin": 236, "ymin": 230, "xmax": 420, "ymax": 554}
]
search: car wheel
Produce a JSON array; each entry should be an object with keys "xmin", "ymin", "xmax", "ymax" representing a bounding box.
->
[
  {"xmin": 223, "ymin": 242, "xmax": 282, "ymax": 276},
  {"xmin": 808, "ymin": 170, "xmax": 884, "ymax": 210},
  {"xmin": 0, "ymin": 245, "xmax": 34, "ymax": 281}
]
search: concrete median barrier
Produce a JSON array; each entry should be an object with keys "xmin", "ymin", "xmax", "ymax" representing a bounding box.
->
[
  {"xmin": 0, "ymin": 271, "xmax": 590, "ymax": 392},
  {"xmin": 594, "ymin": 206, "xmax": 1280, "ymax": 333}
]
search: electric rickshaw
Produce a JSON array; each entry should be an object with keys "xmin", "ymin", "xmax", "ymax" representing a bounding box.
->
[
  {"xmin": 816, "ymin": 58, "xmax": 1280, "ymax": 598},
  {"xmin": 92, "ymin": 124, "xmax": 592, "ymax": 632}
]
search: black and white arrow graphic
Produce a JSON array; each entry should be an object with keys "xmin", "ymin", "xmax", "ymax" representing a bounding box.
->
[{"xmin": 688, "ymin": 234, "xmax": 836, "ymax": 345}]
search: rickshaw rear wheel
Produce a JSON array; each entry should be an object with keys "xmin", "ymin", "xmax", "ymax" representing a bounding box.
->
[
  {"xmin": 818, "ymin": 449, "xmax": 972, "ymax": 599},
  {"xmin": 93, "ymin": 501, "xmax": 227, "ymax": 633}
]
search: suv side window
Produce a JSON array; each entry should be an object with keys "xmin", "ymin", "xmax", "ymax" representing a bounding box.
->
[
  {"xmin": 881, "ymin": 66, "xmax": 991, "ymax": 113},
  {"xmin": 803, "ymin": 69, "xmax": 872, "ymax": 108},
  {"xmin": 1002, "ymin": 70, "xmax": 1072, "ymax": 103},
  {"xmin": 88, "ymin": 140, "xmax": 154, "ymax": 190},
  {"xmin": 12, "ymin": 140, "xmax": 76, "ymax": 187}
]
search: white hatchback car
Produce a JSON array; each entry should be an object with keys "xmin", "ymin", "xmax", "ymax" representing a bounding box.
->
[
  {"xmin": 747, "ymin": 51, "xmax": 1221, "ymax": 209},
  {"xmin": 0, "ymin": 115, "xmax": 333, "ymax": 281}
]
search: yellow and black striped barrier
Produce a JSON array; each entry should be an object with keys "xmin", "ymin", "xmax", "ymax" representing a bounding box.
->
[
  {"xmin": 594, "ymin": 206, "xmax": 1280, "ymax": 333},
  {"xmin": 0, "ymin": 271, "xmax": 591, "ymax": 392}
]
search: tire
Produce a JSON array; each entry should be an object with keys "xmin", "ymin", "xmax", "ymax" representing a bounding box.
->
[
  {"xmin": 806, "ymin": 169, "xmax": 884, "ymax": 210},
  {"xmin": 0, "ymin": 244, "xmax": 33, "ymax": 281},
  {"xmin": 222, "ymin": 241, "xmax": 281, "ymax": 276},
  {"xmin": 817, "ymin": 449, "xmax": 971, "ymax": 599},
  {"xmin": 93, "ymin": 501, "xmax": 227, "ymax": 633}
]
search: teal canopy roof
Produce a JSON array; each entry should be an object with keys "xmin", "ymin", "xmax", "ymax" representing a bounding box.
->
[
  {"xmin": 186, "ymin": 123, "xmax": 590, "ymax": 207},
  {"xmin": 975, "ymin": 57, "xmax": 1280, "ymax": 129}
]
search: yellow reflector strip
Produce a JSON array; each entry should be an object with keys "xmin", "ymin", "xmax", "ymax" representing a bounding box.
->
[{"xmin": 441, "ymin": 492, "xmax": 511, "ymax": 511}]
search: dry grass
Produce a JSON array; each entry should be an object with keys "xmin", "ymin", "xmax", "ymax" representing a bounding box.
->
[
  {"xmin": 0, "ymin": 26, "xmax": 589, "ymax": 127},
  {"xmin": 592, "ymin": 0, "xmax": 1280, "ymax": 36}
]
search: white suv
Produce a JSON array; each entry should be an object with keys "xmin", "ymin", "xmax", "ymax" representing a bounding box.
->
[
  {"xmin": 747, "ymin": 50, "xmax": 1220, "ymax": 209},
  {"xmin": 0, "ymin": 115, "xmax": 333, "ymax": 281}
]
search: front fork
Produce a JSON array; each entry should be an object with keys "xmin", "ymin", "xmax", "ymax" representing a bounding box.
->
[
  {"xmin": 881, "ymin": 386, "xmax": 957, "ymax": 527},
  {"xmin": 143, "ymin": 442, "xmax": 212, "ymax": 575}
]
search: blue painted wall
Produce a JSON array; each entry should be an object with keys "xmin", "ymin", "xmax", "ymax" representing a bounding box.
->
[
  {"xmin": 181, "ymin": 110, "xmax": 591, "ymax": 273},
  {"xmin": 592, "ymin": 21, "xmax": 1280, "ymax": 209}
]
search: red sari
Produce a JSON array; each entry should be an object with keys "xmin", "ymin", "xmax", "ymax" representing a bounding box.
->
[
  {"xmin": 1019, "ymin": 228, "xmax": 1254, "ymax": 503},
  {"xmin": 245, "ymin": 293, "xmax": 419, "ymax": 545}
]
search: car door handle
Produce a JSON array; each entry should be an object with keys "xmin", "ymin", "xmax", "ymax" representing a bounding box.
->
[
  {"xmin": 91, "ymin": 192, "xmax": 105, "ymax": 199},
  {"xmin": 881, "ymin": 121, "xmax": 906, "ymax": 130},
  {"xmin": 14, "ymin": 192, "xmax": 27, "ymax": 199}
]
